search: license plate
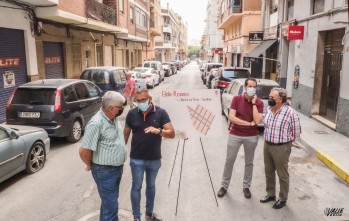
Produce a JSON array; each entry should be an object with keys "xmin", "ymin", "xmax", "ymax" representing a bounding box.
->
[{"xmin": 18, "ymin": 112, "xmax": 40, "ymax": 118}]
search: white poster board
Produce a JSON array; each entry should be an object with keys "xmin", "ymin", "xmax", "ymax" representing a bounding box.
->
[
  {"xmin": 3, "ymin": 71, "xmax": 15, "ymax": 88},
  {"xmin": 160, "ymin": 89, "xmax": 223, "ymax": 139}
]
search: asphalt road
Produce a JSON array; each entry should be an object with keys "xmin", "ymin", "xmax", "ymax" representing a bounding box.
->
[{"xmin": 1, "ymin": 62, "xmax": 349, "ymax": 221}]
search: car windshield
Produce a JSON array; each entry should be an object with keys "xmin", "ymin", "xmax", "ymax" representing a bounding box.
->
[
  {"xmin": 256, "ymin": 85, "xmax": 276, "ymax": 99},
  {"xmin": 207, "ymin": 64, "xmax": 222, "ymax": 72},
  {"xmin": 11, "ymin": 88, "xmax": 56, "ymax": 105},
  {"xmin": 222, "ymin": 70, "xmax": 250, "ymax": 79},
  {"xmin": 134, "ymin": 68, "xmax": 149, "ymax": 73},
  {"xmin": 81, "ymin": 70, "xmax": 109, "ymax": 85}
]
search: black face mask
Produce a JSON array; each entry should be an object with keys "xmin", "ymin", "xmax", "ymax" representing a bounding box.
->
[
  {"xmin": 115, "ymin": 108, "xmax": 124, "ymax": 117},
  {"xmin": 268, "ymin": 98, "xmax": 276, "ymax": 107}
]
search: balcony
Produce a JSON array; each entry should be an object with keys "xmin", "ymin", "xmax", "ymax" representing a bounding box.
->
[
  {"xmin": 218, "ymin": 0, "xmax": 261, "ymax": 29},
  {"xmin": 150, "ymin": 19, "xmax": 162, "ymax": 36},
  {"xmin": 19, "ymin": 0, "xmax": 57, "ymax": 6},
  {"xmin": 35, "ymin": 0, "xmax": 127, "ymax": 33},
  {"xmin": 163, "ymin": 25, "xmax": 172, "ymax": 34},
  {"xmin": 86, "ymin": 0, "xmax": 116, "ymax": 25}
]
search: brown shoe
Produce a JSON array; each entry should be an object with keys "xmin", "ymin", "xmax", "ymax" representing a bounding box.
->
[
  {"xmin": 243, "ymin": 188, "xmax": 251, "ymax": 199},
  {"xmin": 217, "ymin": 187, "xmax": 227, "ymax": 197}
]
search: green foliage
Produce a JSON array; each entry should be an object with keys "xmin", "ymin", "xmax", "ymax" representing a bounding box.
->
[{"xmin": 187, "ymin": 45, "xmax": 200, "ymax": 58}]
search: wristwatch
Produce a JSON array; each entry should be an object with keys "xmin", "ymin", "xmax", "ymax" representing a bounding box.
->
[{"xmin": 158, "ymin": 128, "xmax": 163, "ymax": 135}]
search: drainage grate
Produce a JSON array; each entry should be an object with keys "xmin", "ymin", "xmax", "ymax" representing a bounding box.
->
[{"xmin": 314, "ymin": 131, "xmax": 329, "ymax": 134}]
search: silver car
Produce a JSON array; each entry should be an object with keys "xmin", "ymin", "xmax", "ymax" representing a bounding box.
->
[
  {"xmin": 0, "ymin": 124, "xmax": 50, "ymax": 183},
  {"xmin": 221, "ymin": 78, "xmax": 280, "ymax": 126}
]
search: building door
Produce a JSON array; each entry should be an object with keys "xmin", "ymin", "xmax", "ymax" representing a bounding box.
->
[
  {"xmin": 71, "ymin": 43, "xmax": 81, "ymax": 78},
  {"xmin": 44, "ymin": 42, "xmax": 64, "ymax": 79},
  {"xmin": 96, "ymin": 44, "xmax": 104, "ymax": 66},
  {"xmin": 319, "ymin": 29, "xmax": 344, "ymax": 123},
  {"xmin": 104, "ymin": 45, "xmax": 113, "ymax": 66},
  {"xmin": 116, "ymin": 49, "xmax": 123, "ymax": 67},
  {"xmin": 0, "ymin": 28, "xmax": 27, "ymax": 122},
  {"xmin": 126, "ymin": 49, "xmax": 130, "ymax": 68}
]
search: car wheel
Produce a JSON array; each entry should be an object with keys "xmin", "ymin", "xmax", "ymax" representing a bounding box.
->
[
  {"xmin": 26, "ymin": 142, "xmax": 46, "ymax": 174},
  {"xmin": 150, "ymin": 81, "xmax": 155, "ymax": 88},
  {"xmin": 67, "ymin": 120, "xmax": 82, "ymax": 143},
  {"xmin": 221, "ymin": 107, "xmax": 225, "ymax": 115}
]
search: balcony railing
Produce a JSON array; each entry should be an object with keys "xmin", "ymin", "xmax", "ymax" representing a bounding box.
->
[{"xmin": 86, "ymin": 0, "xmax": 116, "ymax": 25}]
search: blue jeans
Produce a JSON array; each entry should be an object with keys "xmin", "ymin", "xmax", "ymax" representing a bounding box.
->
[
  {"xmin": 130, "ymin": 158, "xmax": 161, "ymax": 219},
  {"xmin": 91, "ymin": 163, "xmax": 123, "ymax": 221}
]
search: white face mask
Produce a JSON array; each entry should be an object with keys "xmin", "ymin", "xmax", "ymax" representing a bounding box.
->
[
  {"xmin": 138, "ymin": 99, "xmax": 149, "ymax": 111},
  {"xmin": 246, "ymin": 87, "xmax": 256, "ymax": 96}
]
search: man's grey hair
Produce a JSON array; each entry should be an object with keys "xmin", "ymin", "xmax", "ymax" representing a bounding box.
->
[
  {"xmin": 271, "ymin": 87, "xmax": 288, "ymax": 103},
  {"xmin": 136, "ymin": 86, "xmax": 148, "ymax": 94},
  {"xmin": 102, "ymin": 91, "xmax": 125, "ymax": 109}
]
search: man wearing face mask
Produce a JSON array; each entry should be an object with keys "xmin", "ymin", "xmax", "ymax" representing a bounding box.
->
[
  {"xmin": 217, "ymin": 78, "xmax": 263, "ymax": 199},
  {"xmin": 260, "ymin": 87, "xmax": 301, "ymax": 209},
  {"xmin": 124, "ymin": 88, "xmax": 175, "ymax": 221},
  {"xmin": 79, "ymin": 91, "xmax": 127, "ymax": 221}
]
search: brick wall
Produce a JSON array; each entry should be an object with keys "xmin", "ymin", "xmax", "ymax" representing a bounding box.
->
[{"xmin": 58, "ymin": 0, "xmax": 85, "ymax": 17}]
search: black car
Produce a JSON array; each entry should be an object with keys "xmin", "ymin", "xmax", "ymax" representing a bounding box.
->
[
  {"xmin": 6, "ymin": 79, "xmax": 103, "ymax": 143},
  {"xmin": 162, "ymin": 62, "xmax": 177, "ymax": 76},
  {"xmin": 213, "ymin": 67, "xmax": 250, "ymax": 92}
]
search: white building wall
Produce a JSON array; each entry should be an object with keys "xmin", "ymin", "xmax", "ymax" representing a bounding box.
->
[{"xmin": 0, "ymin": 2, "xmax": 39, "ymax": 77}]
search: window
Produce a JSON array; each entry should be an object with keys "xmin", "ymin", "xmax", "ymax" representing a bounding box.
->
[
  {"xmin": 130, "ymin": 7, "xmax": 134, "ymax": 23},
  {"xmin": 63, "ymin": 86, "xmax": 78, "ymax": 103},
  {"xmin": 270, "ymin": 0, "xmax": 279, "ymax": 13},
  {"xmin": 119, "ymin": 0, "xmax": 124, "ymax": 14},
  {"xmin": 74, "ymin": 83, "xmax": 89, "ymax": 100},
  {"xmin": 12, "ymin": 88, "xmax": 56, "ymax": 105},
  {"xmin": 142, "ymin": 12, "xmax": 147, "ymax": 28},
  {"xmin": 0, "ymin": 128, "xmax": 9, "ymax": 141},
  {"xmin": 85, "ymin": 82, "xmax": 100, "ymax": 98},
  {"xmin": 136, "ymin": 9, "xmax": 140, "ymax": 26},
  {"xmin": 313, "ymin": 0, "xmax": 325, "ymax": 14}
]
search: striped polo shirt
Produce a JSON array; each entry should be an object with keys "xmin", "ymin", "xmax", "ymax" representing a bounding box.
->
[
  {"xmin": 264, "ymin": 104, "xmax": 301, "ymax": 144},
  {"xmin": 81, "ymin": 110, "xmax": 127, "ymax": 166}
]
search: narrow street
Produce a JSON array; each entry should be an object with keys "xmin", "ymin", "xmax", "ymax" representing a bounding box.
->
[{"xmin": 0, "ymin": 62, "xmax": 349, "ymax": 221}]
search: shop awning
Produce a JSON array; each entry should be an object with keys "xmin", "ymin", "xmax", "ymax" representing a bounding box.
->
[{"xmin": 247, "ymin": 39, "xmax": 277, "ymax": 58}]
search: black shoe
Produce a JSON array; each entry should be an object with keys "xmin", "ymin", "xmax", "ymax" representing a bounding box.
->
[
  {"xmin": 260, "ymin": 195, "xmax": 276, "ymax": 203},
  {"xmin": 217, "ymin": 187, "xmax": 227, "ymax": 198},
  {"xmin": 134, "ymin": 218, "xmax": 141, "ymax": 221},
  {"xmin": 243, "ymin": 188, "xmax": 251, "ymax": 199},
  {"xmin": 146, "ymin": 212, "xmax": 162, "ymax": 221},
  {"xmin": 273, "ymin": 200, "xmax": 286, "ymax": 209}
]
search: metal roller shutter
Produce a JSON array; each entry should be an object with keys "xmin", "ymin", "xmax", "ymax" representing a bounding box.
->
[
  {"xmin": 44, "ymin": 42, "xmax": 65, "ymax": 79},
  {"xmin": 0, "ymin": 28, "xmax": 28, "ymax": 123}
]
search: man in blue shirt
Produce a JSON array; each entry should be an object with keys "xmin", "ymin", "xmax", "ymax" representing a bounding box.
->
[
  {"xmin": 124, "ymin": 88, "xmax": 175, "ymax": 221},
  {"xmin": 79, "ymin": 91, "xmax": 126, "ymax": 221}
]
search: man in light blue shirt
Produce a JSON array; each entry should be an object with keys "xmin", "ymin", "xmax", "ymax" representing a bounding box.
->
[{"xmin": 79, "ymin": 91, "xmax": 126, "ymax": 221}]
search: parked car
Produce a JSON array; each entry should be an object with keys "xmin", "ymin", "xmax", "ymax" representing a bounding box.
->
[
  {"xmin": 213, "ymin": 67, "xmax": 250, "ymax": 92},
  {"xmin": 6, "ymin": 79, "xmax": 103, "ymax": 142},
  {"xmin": 171, "ymin": 60, "xmax": 182, "ymax": 70},
  {"xmin": 129, "ymin": 72, "xmax": 147, "ymax": 91},
  {"xmin": 130, "ymin": 67, "xmax": 160, "ymax": 88},
  {"xmin": 80, "ymin": 66, "xmax": 128, "ymax": 95},
  {"xmin": 0, "ymin": 124, "xmax": 50, "ymax": 183},
  {"xmin": 206, "ymin": 68, "xmax": 218, "ymax": 89},
  {"xmin": 143, "ymin": 61, "xmax": 165, "ymax": 81},
  {"xmin": 162, "ymin": 62, "xmax": 177, "ymax": 75},
  {"xmin": 162, "ymin": 63, "xmax": 173, "ymax": 77},
  {"xmin": 202, "ymin": 63, "xmax": 223, "ymax": 84},
  {"xmin": 221, "ymin": 78, "xmax": 280, "ymax": 125}
]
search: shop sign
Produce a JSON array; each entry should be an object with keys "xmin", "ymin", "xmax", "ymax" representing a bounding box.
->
[
  {"xmin": 3, "ymin": 71, "xmax": 15, "ymax": 88},
  {"xmin": 0, "ymin": 57, "xmax": 20, "ymax": 67},
  {"xmin": 249, "ymin": 32, "xmax": 263, "ymax": 42},
  {"xmin": 45, "ymin": 56, "xmax": 61, "ymax": 64},
  {"xmin": 263, "ymin": 26, "xmax": 278, "ymax": 40},
  {"xmin": 288, "ymin": 26, "xmax": 304, "ymax": 40}
]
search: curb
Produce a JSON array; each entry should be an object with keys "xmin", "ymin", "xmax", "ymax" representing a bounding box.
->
[
  {"xmin": 299, "ymin": 138, "xmax": 349, "ymax": 184},
  {"xmin": 315, "ymin": 151, "xmax": 349, "ymax": 184}
]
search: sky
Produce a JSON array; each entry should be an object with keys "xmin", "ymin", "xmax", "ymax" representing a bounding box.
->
[{"xmin": 161, "ymin": 0, "xmax": 209, "ymax": 42}]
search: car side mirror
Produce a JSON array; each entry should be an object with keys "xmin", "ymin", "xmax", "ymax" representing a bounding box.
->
[{"xmin": 10, "ymin": 131, "xmax": 19, "ymax": 139}]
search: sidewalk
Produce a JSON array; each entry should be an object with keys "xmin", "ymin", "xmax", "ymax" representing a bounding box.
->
[{"xmin": 297, "ymin": 112, "xmax": 349, "ymax": 184}]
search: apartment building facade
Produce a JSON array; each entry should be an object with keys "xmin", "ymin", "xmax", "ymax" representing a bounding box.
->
[{"xmin": 217, "ymin": 0, "xmax": 262, "ymax": 70}]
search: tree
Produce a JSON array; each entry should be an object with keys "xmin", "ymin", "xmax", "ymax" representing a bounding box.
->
[{"xmin": 187, "ymin": 45, "xmax": 200, "ymax": 59}]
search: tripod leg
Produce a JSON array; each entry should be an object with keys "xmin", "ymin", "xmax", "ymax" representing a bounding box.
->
[
  {"xmin": 175, "ymin": 139, "xmax": 186, "ymax": 215},
  {"xmin": 200, "ymin": 138, "xmax": 219, "ymax": 207},
  {"xmin": 168, "ymin": 139, "xmax": 181, "ymax": 187}
]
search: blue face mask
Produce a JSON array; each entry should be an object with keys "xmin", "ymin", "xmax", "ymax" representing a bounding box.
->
[
  {"xmin": 246, "ymin": 87, "xmax": 256, "ymax": 96},
  {"xmin": 138, "ymin": 99, "xmax": 150, "ymax": 111}
]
